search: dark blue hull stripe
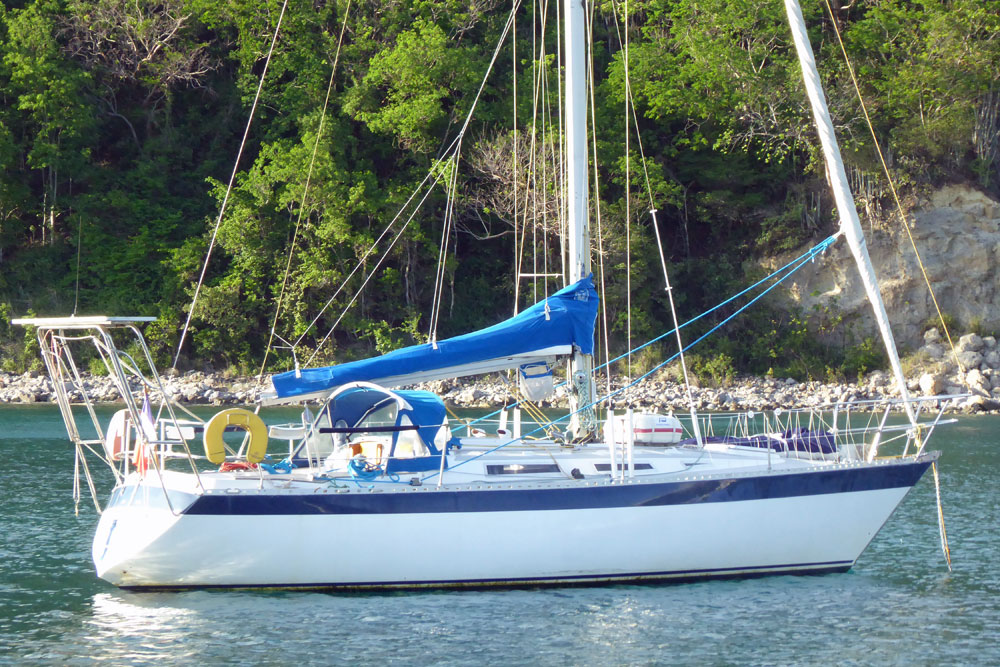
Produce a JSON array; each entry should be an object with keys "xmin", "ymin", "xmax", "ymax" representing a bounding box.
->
[
  {"xmin": 119, "ymin": 560, "xmax": 855, "ymax": 591},
  {"xmin": 182, "ymin": 458, "xmax": 932, "ymax": 516}
]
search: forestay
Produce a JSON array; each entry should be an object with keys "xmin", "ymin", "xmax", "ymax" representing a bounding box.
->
[{"xmin": 271, "ymin": 275, "xmax": 599, "ymax": 401}]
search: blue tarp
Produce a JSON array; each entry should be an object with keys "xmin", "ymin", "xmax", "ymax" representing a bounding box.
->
[{"xmin": 273, "ymin": 275, "xmax": 599, "ymax": 399}]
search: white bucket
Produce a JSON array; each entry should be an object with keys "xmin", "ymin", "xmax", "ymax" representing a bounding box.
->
[{"xmin": 519, "ymin": 362, "xmax": 554, "ymax": 401}]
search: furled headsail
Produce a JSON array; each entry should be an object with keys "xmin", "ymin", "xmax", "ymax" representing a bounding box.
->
[{"xmin": 270, "ymin": 275, "xmax": 599, "ymax": 401}]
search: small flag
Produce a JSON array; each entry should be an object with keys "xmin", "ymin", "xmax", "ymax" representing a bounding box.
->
[{"xmin": 133, "ymin": 393, "xmax": 156, "ymax": 475}]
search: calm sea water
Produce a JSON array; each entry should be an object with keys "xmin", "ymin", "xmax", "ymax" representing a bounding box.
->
[{"xmin": 1, "ymin": 404, "xmax": 997, "ymax": 665}]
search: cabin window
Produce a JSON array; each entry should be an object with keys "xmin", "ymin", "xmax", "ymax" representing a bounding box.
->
[
  {"xmin": 594, "ymin": 463, "xmax": 653, "ymax": 472},
  {"xmin": 486, "ymin": 463, "xmax": 562, "ymax": 475},
  {"xmin": 357, "ymin": 402, "xmax": 398, "ymax": 432}
]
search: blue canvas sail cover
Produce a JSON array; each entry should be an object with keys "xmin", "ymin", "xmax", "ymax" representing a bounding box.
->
[{"xmin": 272, "ymin": 275, "xmax": 599, "ymax": 400}]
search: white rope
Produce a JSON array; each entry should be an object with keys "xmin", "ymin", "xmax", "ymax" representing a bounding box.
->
[
  {"xmin": 612, "ymin": 0, "xmax": 700, "ymax": 440},
  {"xmin": 259, "ymin": 0, "xmax": 353, "ymax": 380},
  {"xmin": 304, "ymin": 0, "xmax": 521, "ymax": 364},
  {"xmin": 304, "ymin": 169, "xmax": 447, "ymax": 366},
  {"xmin": 425, "ymin": 4, "xmax": 522, "ymax": 344},
  {"xmin": 174, "ymin": 0, "xmax": 291, "ymax": 370}
]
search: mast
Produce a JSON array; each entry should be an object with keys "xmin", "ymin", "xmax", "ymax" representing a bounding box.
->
[
  {"xmin": 564, "ymin": 0, "xmax": 596, "ymax": 437},
  {"xmin": 783, "ymin": 0, "xmax": 918, "ymax": 433}
]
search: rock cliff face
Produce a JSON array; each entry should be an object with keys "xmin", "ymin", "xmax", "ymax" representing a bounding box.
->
[{"xmin": 777, "ymin": 185, "xmax": 1000, "ymax": 349}]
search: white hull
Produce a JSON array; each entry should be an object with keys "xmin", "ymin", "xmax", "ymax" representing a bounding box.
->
[{"xmin": 93, "ymin": 459, "xmax": 927, "ymax": 589}]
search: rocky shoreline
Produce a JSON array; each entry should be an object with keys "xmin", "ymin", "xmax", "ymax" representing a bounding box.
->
[{"xmin": 2, "ymin": 328, "xmax": 998, "ymax": 414}]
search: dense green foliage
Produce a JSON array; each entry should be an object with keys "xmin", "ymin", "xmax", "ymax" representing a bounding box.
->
[{"xmin": 1, "ymin": 0, "xmax": 998, "ymax": 379}]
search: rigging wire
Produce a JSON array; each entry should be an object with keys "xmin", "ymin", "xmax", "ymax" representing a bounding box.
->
[
  {"xmin": 429, "ymin": 155, "xmax": 461, "ymax": 345},
  {"xmin": 428, "ymin": 4, "xmax": 523, "ymax": 344},
  {"xmin": 511, "ymin": 0, "xmax": 519, "ymax": 315},
  {"xmin": 555, "ymin": 0, "xmax": 566, "ymax": 287},
  {"xmin": 623, "ymin": 0, "xmax": 632, "ymax": 384},
  {"xmin": 173, "ymin": 0, "xmax": 291, "ymax": 370},
  {"xmin": 305, "ymin": 3, "xmax": 522, "ymax": 364},
  {"xmin": 304, "ymin": 170, "xmax": 447, "ymax": 367},
  {"xmin": 530, "ymin": 2, "xmax": 543, "ymax": 305},
  {"xmin": 72, "ymin": 215, "xmax": 83, "ymax": 316},
  {"xmin": 515, "ymin": 0, "xmax": 555, "ymax": 314},
  {"xmin": 454, "ymin": 235, "xmax": 839, "ymax": 435},
  {"xmin": 258, "ymin": 0, "xmax": 353, "ymax": 380},
  {"xmin": 818, "ymin": 0, "xmax": 964, "ymax": 376},
  {"xmin": 609, "ymin": 0, "xmax": 702, "ymax": 430},
  {"xmin": 431, "ymin": 237, "xmax": 836, "ymax": 478},
  {"xmin": 513, "ymin": 0, "xmax": 538, "ymax": 316},
  {"xmin": 620, "ymin": 240, "xmax": 831, "ymax": 400},
  {"xmin": 295, "ymin": 142, "xmax": 458, "ymax": 354},
  {"xmin": 585, "ymin": 0, "xmax": 613, "ymax": 403},
  {"xmin": 541, "ymin": 58, "xmax": 550, "ymax": 308}
]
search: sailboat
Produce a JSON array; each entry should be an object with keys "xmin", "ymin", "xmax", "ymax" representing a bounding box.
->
[{"xmin": 15, "ymin": 0, "xmax": 952, "ymax": 589}]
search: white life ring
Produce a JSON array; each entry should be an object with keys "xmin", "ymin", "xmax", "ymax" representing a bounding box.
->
[{"xmin": 103, "ymin": 409, "xmax": 130, "ymax": 461}]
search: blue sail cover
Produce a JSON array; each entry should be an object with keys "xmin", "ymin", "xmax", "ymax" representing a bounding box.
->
[{"xmin": 272, "ymin": 275, "xmax": 599, "ymax": 399}]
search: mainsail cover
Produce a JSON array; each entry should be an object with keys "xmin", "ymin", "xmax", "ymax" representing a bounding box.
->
[{"xmin": 272, "ymin": 276, "xmax": 599, "ymax": 400}]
